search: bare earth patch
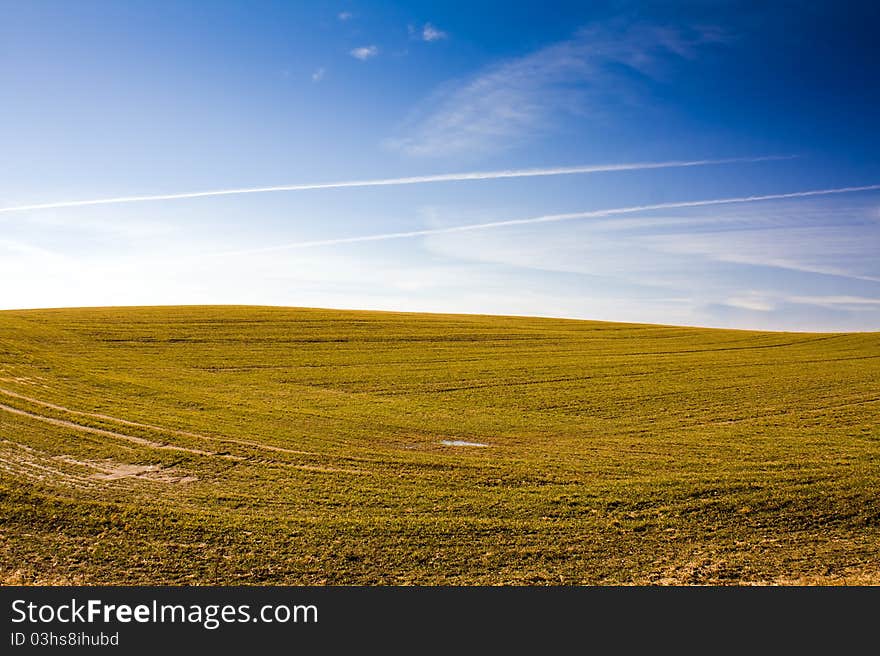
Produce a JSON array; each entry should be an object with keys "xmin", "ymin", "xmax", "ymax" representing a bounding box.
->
[
  {"xmin": 642, "ymin": 556, "xmax": 880, "ymax": 586},
  {"xmin": 748, "ymin": 571, "xmax": 880, "ymax": 586},
  {"xmin": 54, "ymin": 456, "xmax": 198, "ymax": 483},
  {"xmin": 2, "ymin": 569, "xmax": 87, "ymax": 586},
  {"xmin": 0, "ymin": 441, "xmax": 196, "ymax": 488}
]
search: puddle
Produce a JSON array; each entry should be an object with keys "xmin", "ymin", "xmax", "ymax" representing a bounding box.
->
[{"xmin": 440, "ymin": 440, "xmax": 489, "ymax": 447}]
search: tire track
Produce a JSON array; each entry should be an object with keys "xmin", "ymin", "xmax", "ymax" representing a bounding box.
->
[
  {"xmin": 0, "ymin": 401, "xmax": 224, "ymax": 457},
  {"xmin": 0, "ymin": 387, "xmax": 315, "ymax": 458},
  {"xmin": 0, "ymin": 441, "xmax": 101, "ymax": 491}
]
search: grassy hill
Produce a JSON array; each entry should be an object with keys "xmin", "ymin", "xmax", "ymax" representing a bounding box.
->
[{"xmin": 1, "ymin": 305, "xmax": 878, "ymax": 585}]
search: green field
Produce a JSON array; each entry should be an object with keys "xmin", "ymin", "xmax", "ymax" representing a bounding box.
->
[{"xmin": 1, "ymin": 305, "xmax": 878, "ymax": 585}]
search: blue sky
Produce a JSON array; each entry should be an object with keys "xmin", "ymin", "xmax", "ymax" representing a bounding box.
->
[{"xmin": 1, "ymin": 0, "xmax": 879, "ymax": 330}]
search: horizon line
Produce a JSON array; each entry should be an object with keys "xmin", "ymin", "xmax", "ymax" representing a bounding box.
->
[{"xmin": 0, "ymin": 302, "xmax": 873, "ymax": 335}]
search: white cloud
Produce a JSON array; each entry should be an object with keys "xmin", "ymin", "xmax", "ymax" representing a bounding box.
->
[
  {"xmin": 421, "ymin": 23, "xmax": 447, "ymax": 42},
  {"xmin": 350, "ymin": 45, "xmax": 378, "ymax": 61},
  {"xmin": 389, "ymin": 21, "xmax": 726, "ymax": 156},
  {"xmin": 338, "ymin": 11, "xmax": 353, "ymax": 21},
  {"xmin": 311, "ymin": 67, "xmax": 326, "ymax": 82},
  {"xmin": 724, "ymin": 293, "xmax": 775, "ymax": 312}
]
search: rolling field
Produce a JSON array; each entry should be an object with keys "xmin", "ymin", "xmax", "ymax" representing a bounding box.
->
[{"xmin": 1, "ymin": 305, "xmax": 878, "ymax": 585}]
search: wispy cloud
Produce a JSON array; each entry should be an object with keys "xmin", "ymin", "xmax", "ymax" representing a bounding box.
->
[
  {"xmin": 0, "ymin": 156, "xmax": 768, "ymax": 214},
  {"xmin": 0, "ymin": 238, "xmax": 62, "ymax": 258},
  {"xmin": 649, "ymin": 224, "xmax": 880, "ymax": 283},
  {"xmin": 211, "ymin": 184, "xmax": 880, "ymax": 257},
  {"xmin": 350, "ymin": 45, "xmax": 378, "ymax": 61},
  {"xmin": 724, "ymin": 293, "xmax": 776, "ymax": 312},
  {"xmin": 337, "ymin": 11, "xmax": 353, "ymax": 21},
  {"xmin": 421, "ymin": 23, "xmax": 447, "ymax": 42},
  {"xmin": 786, "ymin": 295, "xmax": 880, "ymax": 309},
  {"xmin": 728, "ymin": 294, "xmax": 880, "ymax": 313},
  {"xmin": 415, "ymin": 197, "xmax": 880, "ymax": 330},
  {"xmin": 389, "ymin": 21, "xmax": 727, "ymax": 156},
  {"xmin": 311, "ymin": 67, "xmax": 326, "ymax": 82}
]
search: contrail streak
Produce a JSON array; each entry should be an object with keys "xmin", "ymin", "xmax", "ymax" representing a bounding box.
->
[
  {"xmin": 213, "ymin": 183, "xmax": 880, "ymax": 256},
  {"xmin": 0, "ymin": 156, "xmax": 788, "ymax": 214}
]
